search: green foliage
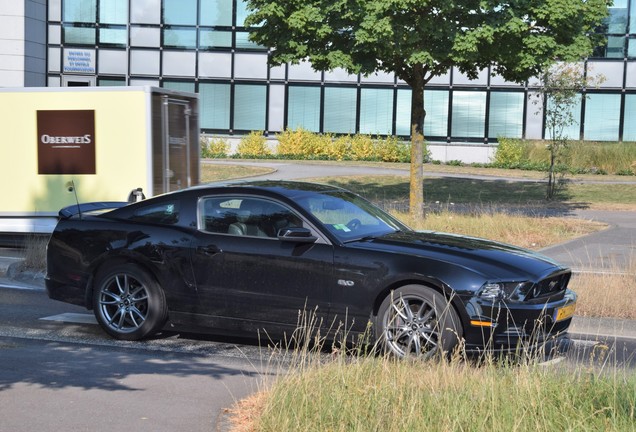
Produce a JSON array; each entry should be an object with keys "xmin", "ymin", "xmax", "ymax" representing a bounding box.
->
[
  {"xmin": 276, "ymin": 127, "xmax": 318, "ymax": 156},
  {"xmin": 236, "ymin": 131, "xmax": 272, "ymax": 158},
  {"xmin": 245, "ymin": 0, "xmax": 609, "ymax": 213},
  {"xmin": 200, "ymin": 136, "xmax": 230, "ymax": 158},
  {"xmin": 532, "ymin": 63, "xmax": 607, "ymax": 198},
  {"xmin": 489, "ymin": 140, "xmax": 636, "ymax": 176},
  {"xmin": 350, "ymin": 135, "xmax": 377, "ymax": 161},
  {"xmin": 376, "ymin": 135, "xmax": 412, "ymax": 163},
  {"xmin": 493, "ymin": 138, "xmax": 527, "ymax": 167},
  {"xmin": 271, "ymin": 130, "xmax": 414, "ymax": 162},
  {"xmin": 246, "ymin": 0, "xmax": 608, "ymax": 88}
]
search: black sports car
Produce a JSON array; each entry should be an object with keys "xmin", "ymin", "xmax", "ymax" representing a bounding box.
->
[{"xmin": 46, "ymin": 180, "xmax": 576, "ymax": 358}]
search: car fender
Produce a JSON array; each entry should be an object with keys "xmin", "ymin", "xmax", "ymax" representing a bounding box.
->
[{"xmin": 370, "ymin": 274, "xmax": 472, "ymax": 334}]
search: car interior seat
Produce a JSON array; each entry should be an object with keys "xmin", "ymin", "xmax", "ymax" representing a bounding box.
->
[{"xmin": 227, "ymin": 200, "xmax": 268, "ymax": 237}]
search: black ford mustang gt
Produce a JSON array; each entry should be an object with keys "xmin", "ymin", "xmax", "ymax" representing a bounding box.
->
[{"xmin": 46, "ymin": 180, "xmax": 576, "ymax": 358}]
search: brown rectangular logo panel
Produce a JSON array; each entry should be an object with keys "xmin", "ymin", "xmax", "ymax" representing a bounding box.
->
[{"xmin": 37, "ymin": 110, "xmax": 96, "ymax": 175}]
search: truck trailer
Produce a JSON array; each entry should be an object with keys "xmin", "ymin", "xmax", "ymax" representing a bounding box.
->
[{"xmin": 0, "ymin": 86, "xmax": 199, "ymax": 241}]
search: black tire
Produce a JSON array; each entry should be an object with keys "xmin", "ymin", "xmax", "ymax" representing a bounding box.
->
[
  {"xmin": 92, "ymin": 263, "xmax": 168, "ymax": 341},
  {"xmin": 377, "ymin": 285, "xmax": 462, "ymax": 359}
]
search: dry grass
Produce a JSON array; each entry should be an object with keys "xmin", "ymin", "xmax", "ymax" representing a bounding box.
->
[
  {"xmin": 570, "ymin": 260, "xmax": 636, "ymax": 320},
  {"xmin": 200, "ymin": 163, "xmax": 274, "ymax": 182},
  {"xmin": 230, "ymin": 354, "xmax": 636, "ymax": 432},
  {"xmin": 23, "ymin": 234, "xmax": 49, "ymax": 269},
  {"xmin": 392, "ymin": 210, "xmax": 607, "ymax": 250},
  {"xmin": 226, "ymin": 391, "xmax": 268, "ymax": 432}
]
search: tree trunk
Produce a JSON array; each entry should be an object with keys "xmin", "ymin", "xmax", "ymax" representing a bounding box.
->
[{"xmin": 409, "ymin": 69, "xmax": 426, "ymax": 220}]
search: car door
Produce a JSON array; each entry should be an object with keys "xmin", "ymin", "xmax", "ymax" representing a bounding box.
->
[{"xmin": 191, "ymin": 195, "xmax": 335, "ymax": 334}]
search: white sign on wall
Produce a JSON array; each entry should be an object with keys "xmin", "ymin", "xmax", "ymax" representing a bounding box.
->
[{"xmin": 63, "ymin": 49, "xmax": 96, "ymax": 74}]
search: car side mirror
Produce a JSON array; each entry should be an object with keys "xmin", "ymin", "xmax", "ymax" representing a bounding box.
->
[{"xmin": 277, "ymin": 227, "xmax": 318, "ymax": 243}]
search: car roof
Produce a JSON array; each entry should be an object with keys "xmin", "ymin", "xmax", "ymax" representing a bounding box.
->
[{"xmin": 185, "ymin": 179, "xmax": 348, "ymax": 199}]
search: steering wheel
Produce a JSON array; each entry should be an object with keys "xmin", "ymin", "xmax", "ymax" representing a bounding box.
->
[{"xmin": 346, "ymin": 218, "xmax": 362, "ymax": 230}]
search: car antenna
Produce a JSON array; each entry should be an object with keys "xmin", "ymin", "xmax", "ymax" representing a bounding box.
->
[{"xmin": 68, "ymin": 180, "xmax": 82, "ymax": 220}]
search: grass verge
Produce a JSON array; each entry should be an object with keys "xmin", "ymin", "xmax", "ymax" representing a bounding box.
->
[
  {"xmin": 570, "ymin": 260, "xmax": 636, "ymax": 320},
  {"xmin": 315, "ymin": 174, "xmax": 636, "ymax": 210},
  {"xmin": 393, "ymin": 210, "xmax": 606, "ymax": 250},
  {"xmin": 230, "ymin": 351, "xmax": 636, "ymax": 432},
  {"xmin": 200, "ymin": 162, "xmax": 274, "ymax": 182}
]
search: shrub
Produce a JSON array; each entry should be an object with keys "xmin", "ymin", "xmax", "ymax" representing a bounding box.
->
[
  {"xmin": 350, "ymin": 134, "xmax": 377, "ymax": 161},
  {"xmin": 276, "ymin": 127, "xmax": 318, "ymax": 157},
  {"xmin": 617, "ymin": 169, "xmax": 635, "ymax": 176},
  {"xmin": 493, "ymin": 138, "xmax": 525, "ymax": 167},
  {"xmin": 376, "ymin": 136, "xmax": 411, "ymax": 163},
  {"xmin": 236, "ymin": 131, "xmax": 271, "ymax": 158},
  {"xmin": 200, "ymin": 136, "xmax": 230, "ymax": 158},
  {"xmin": 326, "ymin": 135, "xmax": 351, "ymax": 161}
]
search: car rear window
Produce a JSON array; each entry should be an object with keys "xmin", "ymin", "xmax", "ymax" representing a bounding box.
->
[{"xmin": 130, "ymin": 201, "xmax": 180, "ymax": 225}]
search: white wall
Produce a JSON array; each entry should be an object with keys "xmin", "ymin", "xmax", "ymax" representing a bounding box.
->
[{"xmin": 0, "ymin": 0, "xmax": 46, "ymax": 87}]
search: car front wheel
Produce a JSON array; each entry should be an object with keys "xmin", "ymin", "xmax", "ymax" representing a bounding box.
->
[
  {"xmin": 92, "ymin": 263, "xmax": 167, "ymax": 341},
  {"xmin": 377, "ymin": 285, "xmax": 462, "ymax": 359}
]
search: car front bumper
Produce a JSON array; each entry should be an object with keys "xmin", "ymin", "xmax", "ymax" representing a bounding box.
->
[{"xmin": 462, "ymin": 289, "xmax": 577, "ymax": 354}]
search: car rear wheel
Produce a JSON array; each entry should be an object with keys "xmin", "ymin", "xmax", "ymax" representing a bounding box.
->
[
  {"xmin": 377, "ymin": 285, "xmax": 462, "ymax": 359},
  {"xmin": 93, "ymin": 264, "xmax": 167, "ymax": 341}
]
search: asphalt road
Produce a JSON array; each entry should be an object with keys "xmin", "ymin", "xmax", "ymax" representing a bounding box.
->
[
  {"xmin": 1, "ymin": 284, "xmax": 635, "ymax": 432},
  {"xmin": 0, "ymin": 287, "xmax": 275, "ymax": 432}
]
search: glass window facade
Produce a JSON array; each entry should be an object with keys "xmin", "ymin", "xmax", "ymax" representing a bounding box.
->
[
  {"xmin": 452, "ymin": 91, "xmax": 487, "ymax": 138},
  {"xmin": 584, "ymin": 94, "xmax": 621, "ymax": 141},
  {"xmin": 424, "ymin": 90, "xmax": 449, "ymax": 138},
  {"xmin": 488, "ymin": 92, "xmax": 524, "ymax": 139},
  {"xmin": 545, "ymin": 96, "xmax": 582, "ymax": 140},
  {"xmin": 200, "ymin": 83, "xmax": 231, "ymax": 130},
  {"xmin": 234, "ymin": 84, "xmax": 267, "ymax": 131},
  {"xmin": 201, "ymin": 0, "xmax": 233, "ymax": 26},
  {"xmin": 63, "ymin": 0, "xmax": 96, "ymax": 22},
  {"xmin": 163, "ymin": 0, "xmax": 197, "ymax": 25},
  {"xmin": 287, "ymin": 86, "xmax": 321, "ymax": 132},
  {"xmin": 623, "ymin": 95, "xmax": 636, "ymax": 141},
  {"xmin": 324, "ymin": 87, "xmax": 357, "ymax": 134},
  {"xmin": 394, "ymin": 89, "xmax": 451, "ymax": 138},
  {"xmin": 99, "ymin": 0, "xmax": 127, "ymax": 24},
  {"xmin": 47, "ymin": 0, "xmax": 636, "ymax": 144},
  {"xmin": 359, "ymin": 88, "xmax": 393, "ymax": 135}
]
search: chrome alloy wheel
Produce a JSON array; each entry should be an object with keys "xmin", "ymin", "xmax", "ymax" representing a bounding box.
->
[
  {"xmin": 379, "ymin": 285, "xmax": 462, "ymax": 359},
  {"xmin": 383, "ymin": 294, "xmax": 441, "ymax": 358},
  {"xmin": 97, "ymin": 273, "xmax": 149, "ymax": 334}
]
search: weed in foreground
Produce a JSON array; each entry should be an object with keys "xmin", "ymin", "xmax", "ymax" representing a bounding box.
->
[{"xmin": 229, "ymin": 303, "xmax": 636, "ymax": 432}]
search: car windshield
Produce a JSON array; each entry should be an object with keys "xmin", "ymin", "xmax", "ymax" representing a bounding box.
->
[{"xmin": 295, "ymin": 190, "xmax": 410, "ymax": 242}]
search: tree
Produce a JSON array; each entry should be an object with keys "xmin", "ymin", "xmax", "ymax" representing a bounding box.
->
[
  {"xmin": 245, "ymin": 0, "xmax": 609, "ymax": 219},
  {"xmin": 533, "ymin": 63, "xmax": 604, "ymax": 199}
]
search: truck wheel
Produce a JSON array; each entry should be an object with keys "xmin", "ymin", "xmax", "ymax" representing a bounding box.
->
[
  {"xmin": 377, "ymin": 285, "xmax": 462, "ymax": 359},
  {"xmin": 93, "ymin": 263, "xmax": 167, "ymax": 341}
]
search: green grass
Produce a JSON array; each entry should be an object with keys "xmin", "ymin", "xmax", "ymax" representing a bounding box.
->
[
  {"xmin": 311, "ymin": 174, "xmax": 636, "ymax": 209},
  {"xmin": 520, "ymin": 140, "xmax": 636, "ymax": 175},
  {"xmin": 234, "ymin": 354, "xmax": 636, "ymax": 432},
  {"xmin": 200, "ymin": 162, "xmax": 274, "ymax": 182}
]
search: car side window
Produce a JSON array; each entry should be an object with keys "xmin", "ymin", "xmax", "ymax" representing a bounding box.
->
[
  {"xmin": 129, "ymin": 201, "xmax": 180, "ymax": 225},
  {"xmin": 199, "ymin": 197, "xmax": 302, "ymax": 238}
]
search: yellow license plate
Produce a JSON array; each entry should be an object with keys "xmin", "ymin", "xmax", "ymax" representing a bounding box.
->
[{"xmin": 555, "ymin": 303, "xmax": 576, "ymax": 322}]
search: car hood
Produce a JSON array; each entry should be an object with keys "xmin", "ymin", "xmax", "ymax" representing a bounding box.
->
[{"xmin": 348, "ymin": 230, "xmax": 566, "ymax": 281}]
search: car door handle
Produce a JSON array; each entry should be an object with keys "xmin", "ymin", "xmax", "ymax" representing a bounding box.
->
[{"xmin": 197, "ymin": 245, "xmax": 221, "ymax": 256}]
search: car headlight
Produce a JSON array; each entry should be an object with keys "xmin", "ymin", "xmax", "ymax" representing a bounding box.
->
[{"xmin": 478, "ymin": 282, "xmax": 529, "ymax": 301}]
